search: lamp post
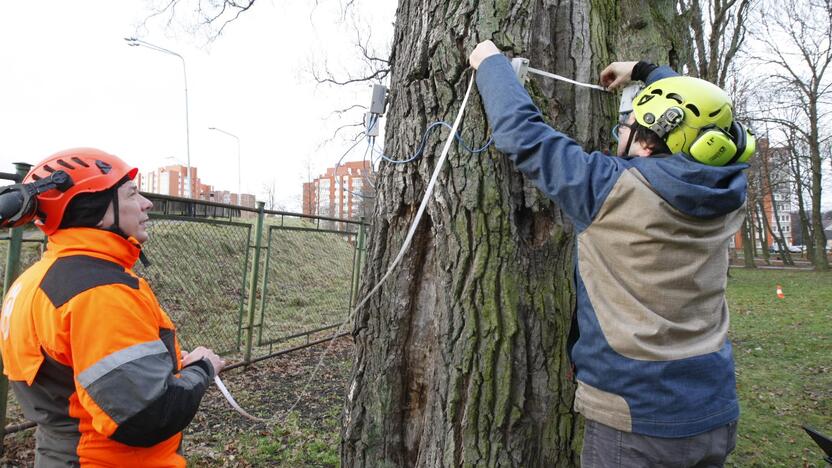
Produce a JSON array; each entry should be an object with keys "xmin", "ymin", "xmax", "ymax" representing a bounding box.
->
[
  {"xmin": 125, "ymin": 37, "xmax": 192, "ymax": 199},
  {"xmin": 208, "ymin": 127, "xmax": 241, "ymax": 204}
]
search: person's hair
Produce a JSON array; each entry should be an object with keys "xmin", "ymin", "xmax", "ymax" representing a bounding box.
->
[
  {"xmin": 58, "ymin": 175, "xmax": 131, "ymax": 230},
  {"xmin": 631, "ymin": 122, "xmax": 672, "ymax": 155}
]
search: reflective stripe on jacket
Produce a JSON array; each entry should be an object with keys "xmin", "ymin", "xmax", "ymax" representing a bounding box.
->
[{"xmin": 0, "ymin": 228, "xmax": 213, "ymax": 467}]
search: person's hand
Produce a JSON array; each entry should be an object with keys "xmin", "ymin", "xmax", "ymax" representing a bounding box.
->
[
  {"xmin": 600, "ymin": 61, "xmax": 639, "ymax": 90},
  {"xmin": 469, "ymin": 40, "xmax": 501, "ymax": 70},
  {"xmin": 182, "ymin": 346, "xmax": 226, "ymax": 376}
]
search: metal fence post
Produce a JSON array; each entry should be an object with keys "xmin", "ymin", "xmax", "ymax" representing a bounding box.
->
[
  {"xmin": 244, "ymin": 202, "xmax": 265, "ymax": 364},
  {"xmin": 0, "ymin": 162, "xmax": 32, "ymax": 450},
  {"xmin": 349, "ymin": 218, "xmax": 367, "ymax": 308},
  {"xmin": 257, "ymin": 227, "xmax": 274, "ymax": 345}
]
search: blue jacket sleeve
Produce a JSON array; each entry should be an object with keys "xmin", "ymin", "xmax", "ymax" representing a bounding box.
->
[
  {"xmin": 475, "ymin": 55, "xmax": 627, "ymax": 231},
  {"xmin": 645, "ymin": 65, "xmax": 678, "ymax": 84}
]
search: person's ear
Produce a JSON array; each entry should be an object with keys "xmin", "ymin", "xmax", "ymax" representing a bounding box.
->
[
  {"xmin": 635, "ymin": 145, "xmax": 653, "ymax": 157},
  {"xmin": 96, "ymin": 202, "xmax": 114, "ymax": 228}
]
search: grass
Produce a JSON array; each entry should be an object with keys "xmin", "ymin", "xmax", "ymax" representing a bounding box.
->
[
  {"xmin": 1, "ymin": 224, "xmax": 828, "ymax": 466},
  {"xmin": 231, "ymin": 268, "xmax": 832, "ymax": 467},
  {"xmin": 137, "ymin": 219, "xmax": 253, "ymax": 354},
  {"xmin": 727, "ymin": 268, "xmax": 831, "ymax": 467},
  {"xmin": 247, "ymin": 410, "xmax": 341, "ymax": 466},
  {"xmin": 181, "ymin": 339, "xmax": 355, "ymax": 468},
  {"xmin": 257, "ymin": 228, "xmax": 355, "ymax": 346},
  {"xmin": 135, "ymin": 217, "xmax": 358, "ymax": 356},
  {"xmin": 193, "ymin": 408, "xmax": 343, "ymax": 467}
]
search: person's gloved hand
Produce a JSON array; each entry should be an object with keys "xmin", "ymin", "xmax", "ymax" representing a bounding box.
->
[
  {"xmin": 182, "ymin": 346, "xmax": 226, "ymax": 376},
  {"xmin": 600, "ymin": 61, "xmax": 639, "ymax": 90},
  {"xmin": 469, "ymin": 40, "xmax": 502, "ymax": 70}
]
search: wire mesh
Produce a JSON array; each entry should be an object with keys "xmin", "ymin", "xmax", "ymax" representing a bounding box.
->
[
  {"xmin": 0, "ymin": 195, "xmax": 367, "ymax": 437},
  {"xmin": 134, "ymin": 216, "xmax": 252, "ymax": 355},
  {"xmin": 255, "ymin": 221, "xmax": 357, "ymax": 352},
  {"xmin": 0, "ymin": 233, "xmax": 46, "ymax": 283}
]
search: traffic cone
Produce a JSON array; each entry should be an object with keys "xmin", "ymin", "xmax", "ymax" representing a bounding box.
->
[{"xmin": 776, "ymin": 284, "xmax": 785, "ymax": 299}]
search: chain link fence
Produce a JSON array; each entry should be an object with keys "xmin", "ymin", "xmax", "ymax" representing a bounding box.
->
[
  {"xmin": 133, "ymin": 216, "xmax": 252, "ymax": 355},
  {"xmin": 256, "ymin": 224, "xmax": 356, "ymax": 350},
  {"xmin": 0, "ymin": 189, "xmax": 367, "ymax": 442}
]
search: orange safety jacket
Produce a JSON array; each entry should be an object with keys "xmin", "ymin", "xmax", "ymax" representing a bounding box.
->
[{"xmin": 0, "ymin": 228, "xmax": 214, "ymax": 467}]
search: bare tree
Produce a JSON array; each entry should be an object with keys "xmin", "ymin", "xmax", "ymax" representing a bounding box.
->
[
  {"xmin": 740, "ymin": 214, "xmax": 757, "ymax": 266},
  {"xmin": 757, "ymin": 135, "xmax": 797, "ymax": 264},
  {"xmin": 311, "ymin": 22, "xmax": 391, "ymax": 86},
  {"xmin": 677, "ymin": 0, "xmax": 758, "ymax": 87},
  {"xmin": 751, "ymin": 0, "xmax": 832, "ymax": 270},
  {"xmin": 786, "ymin": 128, "xmax": 817, "ymax": 258},
  {"xmin": 139, "ymin": 0, "xmax": 258, "ymax": 42},
  {"xmin": 744, "ymin": 148, "xmax": 767, "ymax": 258},
  {"xmin": 261, "ymin": 178, "xmax": 278, "ymax": 211}
]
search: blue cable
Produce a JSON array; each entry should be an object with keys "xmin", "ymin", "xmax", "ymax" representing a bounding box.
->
[{"xmin": 367, "ymin": 114, "xmax": 492, "ymax": 165}]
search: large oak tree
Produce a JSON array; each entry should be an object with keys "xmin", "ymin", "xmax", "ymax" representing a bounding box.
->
[{"xmin": 342, "ymin": 1, "xmax": 681, "ymax": 466}]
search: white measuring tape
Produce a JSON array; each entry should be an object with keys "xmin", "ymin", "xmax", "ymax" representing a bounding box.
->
[
  {"xmin": 511, "ymin": 57, "xmax": 609, "ymax": 92},
  {"xmin": 214, "ymin": 57, "xmax": 611, "ymax": 422},
  {"xmin": 214, "ymin": 375, "xmax": 268, "ymax": 422}
]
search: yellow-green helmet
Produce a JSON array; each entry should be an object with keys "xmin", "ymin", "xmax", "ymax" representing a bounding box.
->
[{"xmin": 632, "ymin": 76, "xmax": 748, "ymax": 165}]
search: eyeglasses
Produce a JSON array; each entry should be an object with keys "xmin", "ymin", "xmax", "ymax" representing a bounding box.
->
[{"xmin": 611, "ymin": 122, "xmax": 633, "ymax": 143}]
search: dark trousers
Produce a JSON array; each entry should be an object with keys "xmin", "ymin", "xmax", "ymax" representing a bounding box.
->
[{"xmin": 581, "ymin": 419, "xmax": 738, "ymax": 468}]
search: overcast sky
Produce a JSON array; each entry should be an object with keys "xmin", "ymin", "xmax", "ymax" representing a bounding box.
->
[
  {"xmin": 2, "ymin": 1, "xmax": 830, "ymax": 213},
  {"xmin": 0, "ymin": 0, "xmax": 395, "ymax": 210}
]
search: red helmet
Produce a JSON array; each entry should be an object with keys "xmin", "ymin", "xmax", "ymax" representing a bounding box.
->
[{"xmin": 23, "ymin": 148, "xmax": 138, "ymax": 235}]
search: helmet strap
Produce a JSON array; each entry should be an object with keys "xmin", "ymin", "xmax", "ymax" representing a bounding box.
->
[
  {"xmin": 102, "ymin": 188, "xmax": 129, "ymax": 239},
  {"xmin": 100, "ymin": 186, "xmax": 150, "ymax": 267},
  {"xmin": 623, "ymin": 122, "xmax": 638, "ymax": 156}
]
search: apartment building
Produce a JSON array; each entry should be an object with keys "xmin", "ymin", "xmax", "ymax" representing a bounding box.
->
[
  {"xmin": 139, "ymin": 164, "xmax": 256, "ymax": 208},
  {"xmin": 732, "ymin": 138, "xmax": 795, "ymax": 251},
  {"xmin": 203, "ymin": 190, "xmax": 257, "ymax": 209},
  {"xmin": 138, "ymin": 165, "xmax": 204, "ymax": 199},
  {"xmin": 302, "ymin": 161, "xmax": 373, "ymax": 220}
]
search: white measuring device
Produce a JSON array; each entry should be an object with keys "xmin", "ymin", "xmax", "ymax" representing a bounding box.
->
[{"xmin": 511, "ymin": 57, "xmax": 609, "ymax": 92}]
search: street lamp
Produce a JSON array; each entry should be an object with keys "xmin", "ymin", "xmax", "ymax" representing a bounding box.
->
[
  {"xmin": 124, "ymin": 37, "xmax": 192, "ymax": 199},
  {"xmin": 208, "ymin": 127, "xmax": 241, "ymax": 204}
]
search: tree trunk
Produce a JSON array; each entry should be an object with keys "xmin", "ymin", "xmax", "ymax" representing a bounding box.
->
[
  {"xmin": 798, "ymin": 199, "xmax": 814, "ymax": 261},
  {"xmin": 789, "ymin": 141, "xmax": 813, "ymax": 260},
  {"xmin": 761, "ymin": 150, "xmax": 793, "ymax": 266},
  {"xmin": 341, "ymin": 1, "xmax": 678, "ymax": 466},
  {"xmin": 741, "ymin": 218, "xmax": 756, "ymax": 268},
  {"xmin": 755, "ymin": 202, "xmax": 771, "ymax": 265},
  {"xmin": 808, "ymin": 96, "xmax": 829, "ymax": 270}
]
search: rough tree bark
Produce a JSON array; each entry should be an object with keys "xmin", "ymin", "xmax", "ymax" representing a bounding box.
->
[
  {"xmin": 741, "ymin": 218, "xmax": 756, "ymax": 267},
  {"xmin": 787, "ymin": 132, "xmax": 815, "ymax": 260},
  {"xmin": 754, "ymin": 0, "xmax": 831, "ymax": 270},
  {"xmin": 760, "ymin": 146, "xmax": 794, "ymax": 265},
  {"xmin": 341, "ymin": 1, "xmax": 679, "ymax": 466}
]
